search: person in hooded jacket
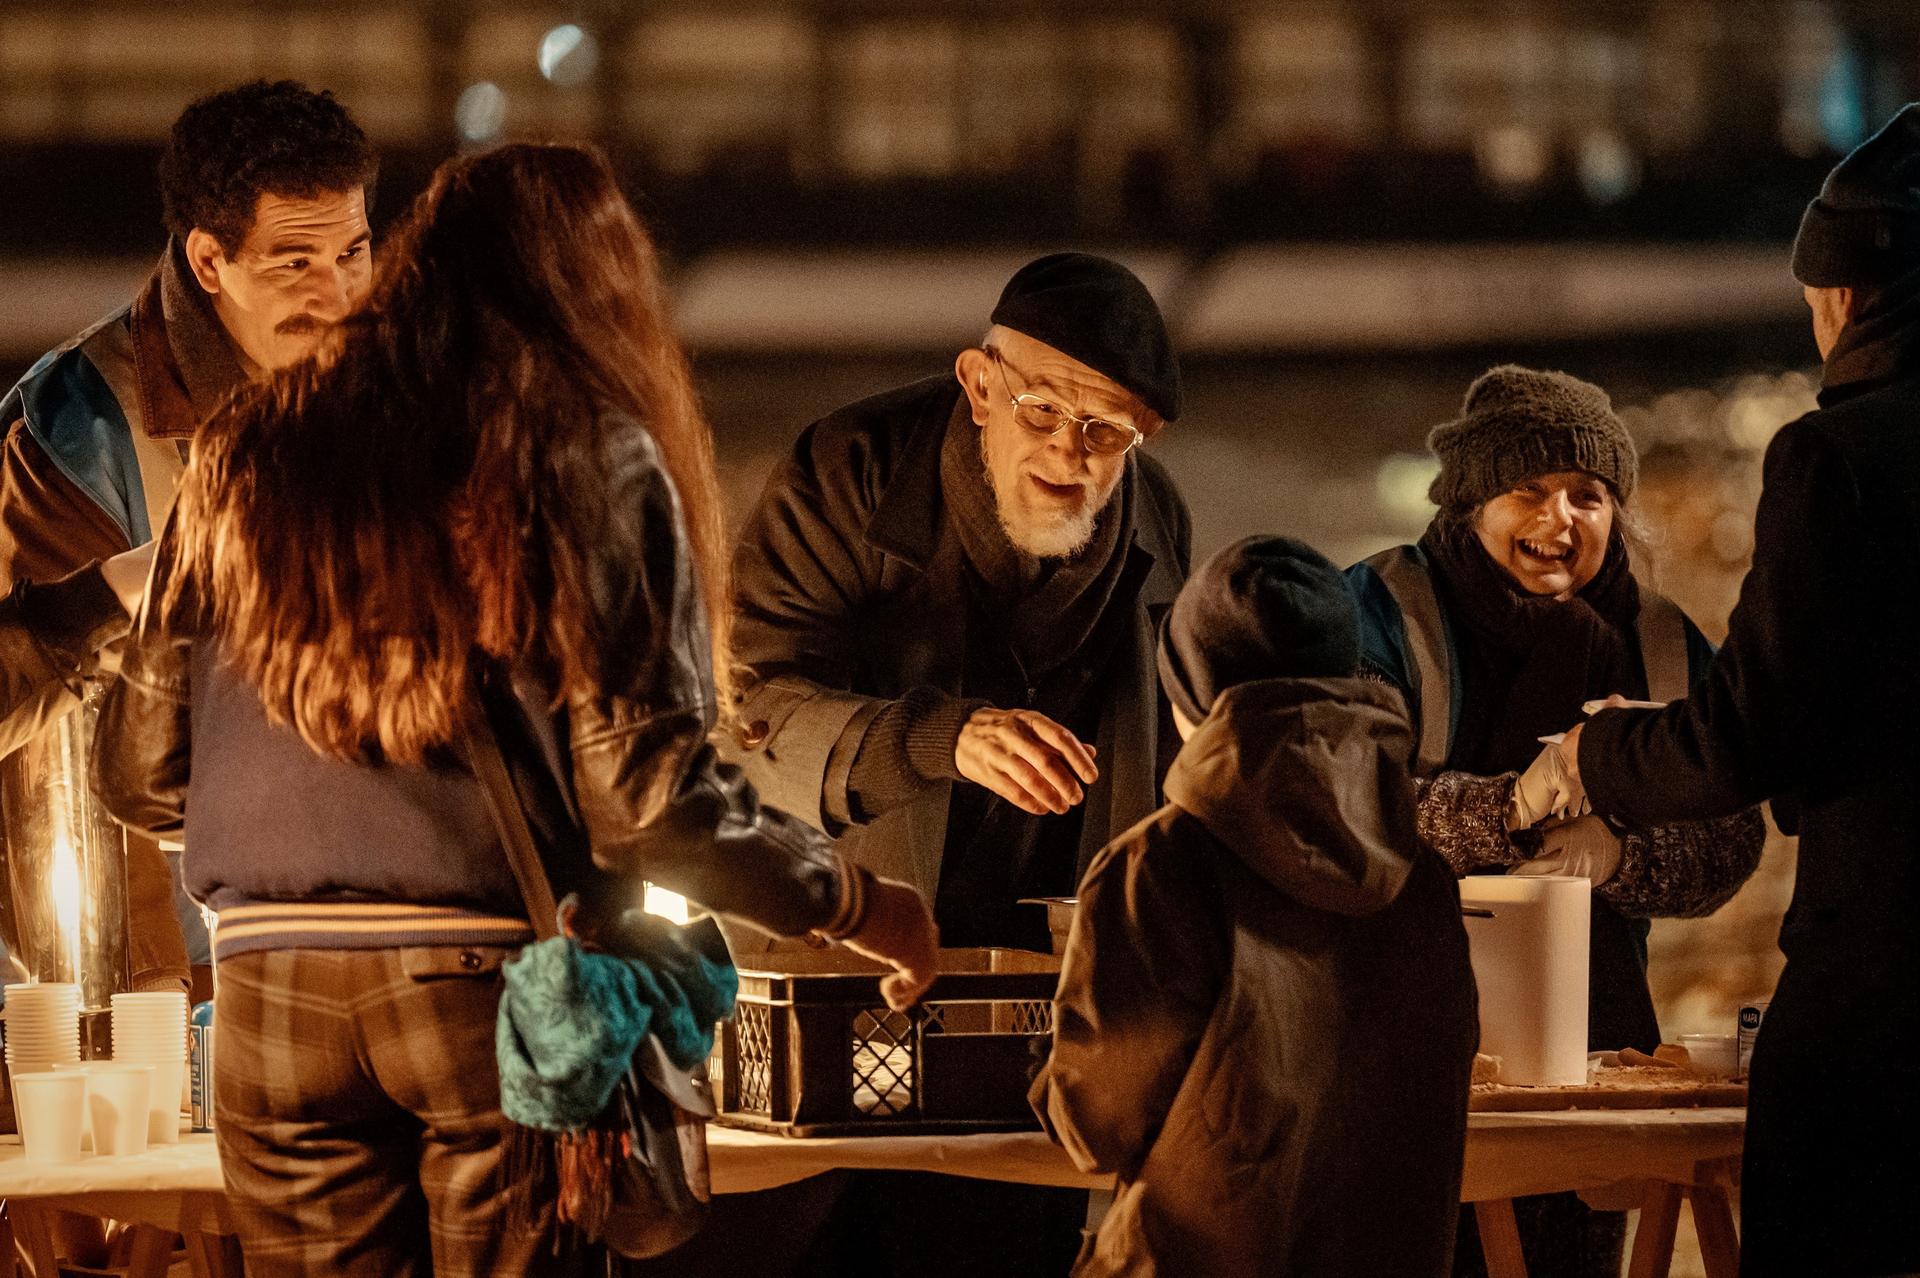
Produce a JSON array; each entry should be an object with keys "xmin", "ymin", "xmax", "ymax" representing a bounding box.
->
[{"xmin": 1031, "ymin": 536, "xmax": 1479, "ymax": 1278}]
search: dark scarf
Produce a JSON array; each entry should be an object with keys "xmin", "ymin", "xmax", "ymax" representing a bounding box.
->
[
  {"xmin": 130, "ymin": 239, "xmax": 249, "ymax": 441},
  {"xmin": 1823, "ymin": 261, "xmax": 1920, "ymax": 396},
  {"xmin": 938, "ymin": 397, "xmax": 1133, "ymax": 678},
  {"xmin": 1419, "ymin": 518, "xmax": 1642, "ymax": 776}
]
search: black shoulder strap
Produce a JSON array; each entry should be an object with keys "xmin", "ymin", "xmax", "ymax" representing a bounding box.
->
[
  {"xmin": 1363, "ymin": 545, "xmax": 1451, "ymax": 777},
  {"xmin": 1636, "ymin": 590, "xmax": 1691, "ymax": 704},
  {"xmin": 465, "ymin": 698, "xmax": 561, "ymax": 943}
]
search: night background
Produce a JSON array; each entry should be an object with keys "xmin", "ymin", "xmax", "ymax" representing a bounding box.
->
[{"xmin": 3, "ymin": 7, "xmax": 1915, "ymax": 1263}]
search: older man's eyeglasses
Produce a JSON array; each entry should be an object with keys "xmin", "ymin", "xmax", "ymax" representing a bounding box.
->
[{"xmin": 986, "ymin": 347, "xmax": 1144, "ymax": 456}]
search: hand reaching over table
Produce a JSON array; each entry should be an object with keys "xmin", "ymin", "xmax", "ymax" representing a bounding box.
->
[
  {"xmin": 1508, "ymin": 738, "xmax": 1588, "ymax": 830},
  {"xmin": 1510, "ymin": 814, "xmax": 1623, "ymax": 885}
]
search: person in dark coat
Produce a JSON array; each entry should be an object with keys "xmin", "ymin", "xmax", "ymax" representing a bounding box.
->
[
  {"xmin": 1033, "ymin": 536, "xmax": 1479, "ymax": 1278},
  {"xmin": 705, "ymin": 254, "xmax": 1189, "ymax": 1278},
  {"xmin": 727, "ymin": 252, "xmax": 1190, "ymax": 954},
  {"xmin": 1562, "ymin": 102, "xmax": 1920, "ymax": 1277},
  {"xmin": 1346, "ymin": 365, "xmax": 1766, "ymax": 1275}
]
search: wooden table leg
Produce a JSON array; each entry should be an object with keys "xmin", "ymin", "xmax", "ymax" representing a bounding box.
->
[
  {"xmin": 1628, "ymin": 1180, "xmax": 1684, "ymax": 1278},
  {"xmin": 1474, "ymin": 1199, "xmax": 1529, "ymax": 1278},
  {"xmin": 3, "ymin": 1203, "xmax": 59, "ymax": 1278},
  {"xmin": 123, "ymin": 1224, "xmax": 176, "ymax": 1278},
  {"xmin": 183, "ymin": 1230, "xmax": 245, "ymax": 1278},
  {"xmin": 1689, "ymin": 1184, "xmax": 1740, "ymax": 1278}
]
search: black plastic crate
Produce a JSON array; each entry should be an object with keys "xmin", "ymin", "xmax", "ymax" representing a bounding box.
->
[{"xmin": 714, "ymin": 947, "xmax": 1060, "ymax": 1137}]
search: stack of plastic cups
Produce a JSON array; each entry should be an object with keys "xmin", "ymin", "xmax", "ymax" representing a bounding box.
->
[
  {"xmin": 110, "ymin": 991, "xmax": 187, "ymax": 1144},
  {"xmin": 5, "ymin": 982, "xmax": 83, "ymax": 1079}
]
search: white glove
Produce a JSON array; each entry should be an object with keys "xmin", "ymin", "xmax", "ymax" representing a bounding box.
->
[
  {"xmin": 1506, "ymin": 741, "xmax": 1588, "ymax": 831},
  {"xmin": 1511, "ymin": 815, "xmax": 1622, "ymax": 885}
]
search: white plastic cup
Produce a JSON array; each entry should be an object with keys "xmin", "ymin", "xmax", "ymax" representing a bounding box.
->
[
  {"xmin": 11, "ymin": 1070, "xmax": 87, "ymax": 1163},
  {"xmin": 1680, "ymin": 1033, "xmax": 1739, "ymax": 1078},
  {"xmin": 142, "ymin": 1059, "xmax": 184, "ymax": 1143},
  {"xmin": 82, "ymin": 1064, "xmax": 154, "ymax": 1155},
  {"xmin": 107, "ymin": 992, "xmax": 188, "ymax": 1144},
  {"xmin": 4, "ymin": 983, "xmax": 82, "ymax": 1066}
]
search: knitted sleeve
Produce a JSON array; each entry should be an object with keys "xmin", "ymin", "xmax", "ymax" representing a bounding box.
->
[
  {"xmin": 1413, "ymin": 770, "xmax": 1526, "ymax": 876},
  {"xmin": 1599, "ymin": 807, "xmax": 1768, "ymax": 919}
]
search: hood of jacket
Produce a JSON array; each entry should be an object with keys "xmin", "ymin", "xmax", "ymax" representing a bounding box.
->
[{"xmin": 1162, "ymin": 676, "xmax": 1418, "ymax": 917}]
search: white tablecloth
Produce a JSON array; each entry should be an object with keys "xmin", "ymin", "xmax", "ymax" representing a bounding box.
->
[
  {"xmin": 2, "ymin": 1108, "xmax": 1745, "ymax": 1216},
  {"xmin": 707, "ymin": 1108, "xmax": 1746, "ymax": 1201},
  {"xmin": 0, "ymin": 1132, "xmax": 224, "ymax": 1198}
]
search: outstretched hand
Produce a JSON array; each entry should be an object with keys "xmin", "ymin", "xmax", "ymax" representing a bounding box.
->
[
  {"xmin": 1510, "ymin": 813, "xmax": 1621, "ymax": 885},
  {"xmin": 955, "ymin": 707, "xmax": 1099, "ymax": 816},
  {"xmin": 837, "ymin": 876, "xmax": 940, "ymax": 1012},
  {"xmin": 1508, "ymin": 735, "xmax": 1588, "ymax": 831},
  {"xmin": 1560, "ymin": 723, "xmax": 1585, "ymax": 787}
]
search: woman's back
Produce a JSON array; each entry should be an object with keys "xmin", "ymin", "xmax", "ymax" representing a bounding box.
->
[{"xmin": 180, "ymin": 642, "xmax": 527, "ymax": 956}]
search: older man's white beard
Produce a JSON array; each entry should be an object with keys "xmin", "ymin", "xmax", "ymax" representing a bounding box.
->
[{"xmin": 1000, "ymin": 500, "xmax": 1099, "ymax": 559}]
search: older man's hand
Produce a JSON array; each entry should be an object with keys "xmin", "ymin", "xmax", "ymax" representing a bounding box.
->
[{"xmin": 955, "ymin": 706, "xmax": 1099, "ymax": 816}]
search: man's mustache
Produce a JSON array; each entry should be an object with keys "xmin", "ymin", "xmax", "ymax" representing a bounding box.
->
[{"xmin": 276, "ymin": 315, "xmax": 325, "ymax": 337}]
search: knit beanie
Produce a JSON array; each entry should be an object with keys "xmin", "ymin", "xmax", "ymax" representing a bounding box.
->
[
  {"xmin": 1425, "ymin": 365, "xmax": 1637, "ymax": 516},
  {"xmin": 991, "ymin": 253, "xmax": 1182, "ymax": 422},
  {"xmin": 1792, "ymin": 102, "xmax": 1920, "ymax": 288},
  {"xmin": 1157, "ymin": 536, "xmax": 1359, "ymax": 724}
]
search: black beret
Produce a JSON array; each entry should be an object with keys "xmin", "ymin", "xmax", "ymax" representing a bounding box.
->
[
  {"xmin": 1792, "ymin": 102, "xmax": 1920, "ymax": 288},
  {"xmin": 1157, "ymin": 536, "xmax": 1359, "ymax": 723},
  {"xmin": 990, "ymin": 252, "xmax": 1182, "ymax": 422}
]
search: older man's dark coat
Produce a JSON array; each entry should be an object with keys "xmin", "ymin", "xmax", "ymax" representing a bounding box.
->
[
  {"xmin": 725, "ymin": 375, "xmax": 1189, "ymax": 937},
  {"xmin": 1580, "ymin": 276, "xmax": 1920, "ymax": 1276}
]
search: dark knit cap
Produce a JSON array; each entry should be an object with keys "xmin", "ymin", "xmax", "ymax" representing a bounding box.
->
[
  {"xmin": 1792, "ymin": 103, "xmax": 1920, "ymax": 288},
  {"xmin": 1425, "ymin": 365, "xmax": 1637, "ymax": 515},
  {"xmin": 1157, "ymin": 536, "xmax": 1358, "ymax": 723},
  {"xmin": 991, "ymin": 252, "xmax": 1182, "ymax": 422}
]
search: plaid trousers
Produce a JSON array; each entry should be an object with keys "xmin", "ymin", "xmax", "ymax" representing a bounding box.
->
[{"xmin": 214, "ymin": 946, "xmax": 598, "ymax": 1277}]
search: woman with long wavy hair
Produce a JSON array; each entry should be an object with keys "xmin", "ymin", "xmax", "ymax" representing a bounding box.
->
[{"xmin": 91, "ymin": 143, "xmax": 937, "ymax": 1277}]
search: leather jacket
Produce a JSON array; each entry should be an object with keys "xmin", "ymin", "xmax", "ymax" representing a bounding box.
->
[{"xmin": 90, "ymin": 416, "xmax": 866, "ymax": 942}]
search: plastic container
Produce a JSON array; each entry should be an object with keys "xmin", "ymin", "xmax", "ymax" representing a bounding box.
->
[
  {"xmin": 11, "ymin": 1070, "xmax": 87, "ymax": 1162},
  {"xmin": 1737, "ymin": 999, "xmax": 1769, "ymax": 1076},
  {"xmin": 82, "ymin": 1063, "xmax": 154, "ymax": 1155},
  {"xmin": 1457, "ymin": 877, "xmax": 1591, "ymax": 1086},
  {"xmin": 715, "ymin": 947, "xmax": 1060, "ymax": 1137},
  {"xmin": 190, "ymin": 1001, "xmax": 216, "ymax": 1132},
  {"xmin": 1680, "ymin": 1033, "xmax": 1739, "ymax": 1078},
  {"xmin": 1018, "ymin": 898, "xmax": 1077, "ymax": 955}
]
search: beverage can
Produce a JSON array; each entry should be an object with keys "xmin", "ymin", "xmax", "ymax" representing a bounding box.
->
[
  {"xmin": 190, "ymin": 1000, "xmax": 215, "ymax": 1131},
  {"xmin": 1737, "ymin": 999, "xmax": 1769, "ymax": 1077}
]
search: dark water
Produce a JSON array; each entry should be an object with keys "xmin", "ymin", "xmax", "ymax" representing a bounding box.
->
[{"xmin": 694, "ymin": 322, "xmax": 1814, "ymax": 569}]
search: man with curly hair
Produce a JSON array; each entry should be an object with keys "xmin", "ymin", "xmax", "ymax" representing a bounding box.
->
[{"xmin": 0, "ymin": 80, "xmax": 377, "ymax": 1000}]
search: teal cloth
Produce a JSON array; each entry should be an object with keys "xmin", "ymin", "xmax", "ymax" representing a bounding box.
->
[{"xmin": 496, "ymin": 909, "xmax": 738, "ymax": 1133}]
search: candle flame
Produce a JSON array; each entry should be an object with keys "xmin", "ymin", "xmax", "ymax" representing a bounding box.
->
[{"xmin": 642, "ymin": 883, "xmax": 690, "ymax": 925}]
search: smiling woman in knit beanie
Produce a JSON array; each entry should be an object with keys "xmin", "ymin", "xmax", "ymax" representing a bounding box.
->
[
  {"xmin": 1344, "ymin": 363, "xmax": 1768, "ymax": 1278},
  {"xmin": 1428, "ymin": 365, "xmax": 1637, "ymax": 517}
]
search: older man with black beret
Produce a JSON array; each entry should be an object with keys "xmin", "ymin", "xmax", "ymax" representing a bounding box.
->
[
  {"xmin": 729, "ymin": 253, "xmax": 1191, "ymax": 957},
  {"xmin": 714, "ymin": 253, "xmax": 1189, "ymax": 1278}
]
